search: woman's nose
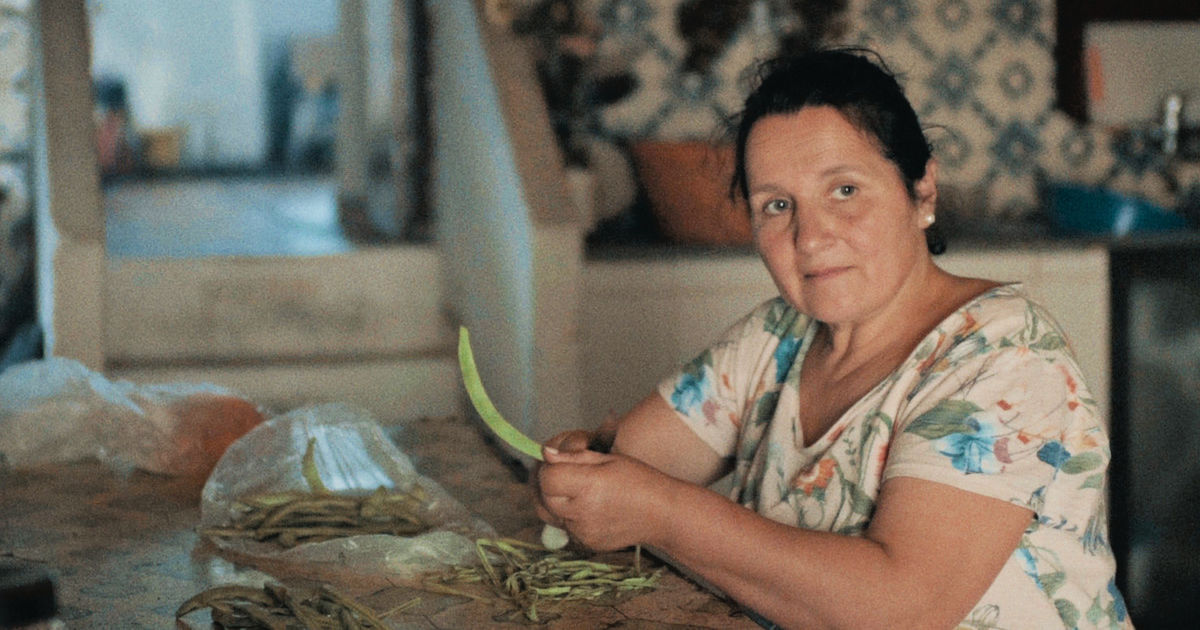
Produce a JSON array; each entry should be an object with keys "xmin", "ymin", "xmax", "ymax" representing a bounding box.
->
[{"xmin": 793, "ymin": 210, "xmax": 835, "ymax": 253}]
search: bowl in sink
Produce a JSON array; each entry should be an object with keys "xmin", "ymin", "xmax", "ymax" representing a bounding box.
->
[{"xmin": 1044, "ymin": 182, "xmax": 1187, "ymax": 237}]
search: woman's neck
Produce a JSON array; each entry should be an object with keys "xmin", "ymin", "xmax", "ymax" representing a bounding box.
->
[{"xmin": 815, "ymin": 264, "xmax": 995, "ymax": 380}]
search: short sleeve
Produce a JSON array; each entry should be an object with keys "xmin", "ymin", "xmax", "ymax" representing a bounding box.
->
[
  {"xmin": 884, "ymin": 333, "xmax": 1108, "ymax": 514},
  {"xmin": 656, "ymin": 298, "xmax": 804, "ymax": 458}
]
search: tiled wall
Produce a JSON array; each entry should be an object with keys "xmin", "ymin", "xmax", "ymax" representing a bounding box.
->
[
  {"xmin": 584, "ymin": 0, "xmax": 1199, "ymax": 222},
  {"xmin": 0, "ymin": 0, "xmax": 32, "ymax": 354}
]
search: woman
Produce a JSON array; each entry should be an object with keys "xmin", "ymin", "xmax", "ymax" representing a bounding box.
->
[{"xmin": 536, "ymin": 49, "xmax": 1131, "ymax": 629}]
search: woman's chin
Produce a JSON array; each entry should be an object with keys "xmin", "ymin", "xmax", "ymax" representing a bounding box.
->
[{"xmin": 791, "ymin": 288, "xmax": 872, "ymax": 323}]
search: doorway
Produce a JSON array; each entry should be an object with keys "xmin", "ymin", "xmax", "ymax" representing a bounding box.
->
[{"xmin": 34, "ymin": 0, "xmax": 454, "ymax": 421}]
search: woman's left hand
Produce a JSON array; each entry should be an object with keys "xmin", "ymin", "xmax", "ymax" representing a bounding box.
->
[{"xmin": 535, "ymin": 447, "xmax": 672, "ymax": 551}]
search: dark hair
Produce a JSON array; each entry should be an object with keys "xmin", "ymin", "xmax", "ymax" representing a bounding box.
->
[{"xmin": 731, "ymin": 48, "xmax": 945, "ymax": 254}]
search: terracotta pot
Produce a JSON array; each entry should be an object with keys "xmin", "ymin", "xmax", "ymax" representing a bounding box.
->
[{"xmin": 629, "ymin": 141, "xmax": 752, "ymax": 245}]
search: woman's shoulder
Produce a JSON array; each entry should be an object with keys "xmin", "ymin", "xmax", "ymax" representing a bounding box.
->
[
  {"xmin": 962, "ymin": 282, "xmax": 1034, "ymax": 312},
  {"xmin": 955, "ymin": 283, "xmax": 1071, "ymax": 345},
  {"xmin": 909, "ymin": 282, "xmax": 1090, "ymax": 404},
  {"xmin": 906, "ymin": 282, "xmax": 1087, "ymax": 393}
]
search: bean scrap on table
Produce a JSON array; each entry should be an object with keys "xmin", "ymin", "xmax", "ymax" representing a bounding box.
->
[{"xmin": 175, "ymin": 582, "xmax": 417, "ymax": 629}]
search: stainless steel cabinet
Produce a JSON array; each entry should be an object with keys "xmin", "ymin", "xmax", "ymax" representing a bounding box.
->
[{"xmin": 1110, "ymin": 242, "xmax": 1200, "ymax": 628}]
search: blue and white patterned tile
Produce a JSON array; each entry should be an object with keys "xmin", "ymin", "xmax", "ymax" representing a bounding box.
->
[
  {"xmin": 1040, "ymin": 113, "xmax": 1115, "ymax": 185},
  {"xmin": 579, "ymin": 0, "xmax": 1171, "ymax": 222},
  {"xmin": 986, "ymin": 171, "xmax": 1040, "ymax": 220},
  {"xmin": 654, "ymin": 74, "xmax": 730, "ymax": 140},
  {"xmin": 597, "ymin": 0, "xmax": 684, "ymax": 66},
  {"xmin": 848, "ymin": 32, "xmax": 934, "ymax": 100},
  {"xmin": 859, "ymin": 0, "xmax": 920, "ymax": 43},
  {"xmin": 0, "ymin": 13, "xmax": 27, "ymax": 154},
  {"xmin": 928, "ymin": 0, "xmax": 982, "ymax": 47},
  {"xmin": 975, "ymin": 44, "xmax": 1053, "ymax": 120},
  {"xmin": 710, "ymin": 26, "xmax": 773, "ymax": 125},
  {"xmin": 928, "ymin": 110, "xmax": 993, "ymax": 186},
  {"xmin": 923, "ymin": 49, "xmax": 984, "ymax": 114},
  {"xmin": 0, "ymin": 17, "xmax": 27, "ymax": 83},
  {"xmin": 592, "ymin": 0, "xmax": 660, "ymax": 39},
  {"xmin": 989, "ymin": 118, "xmax": 1044, "ymax": 180},
  {"xmin": 989, "ymin": 0, "xmax": 1052, "ymax": 49},
  {"xmin": 0, "ymin": 96, "xmax": 27, "ymax": 151},
  {"xmin": 599, "ymin": 50, "xmax": 677, "ymax": 137}
]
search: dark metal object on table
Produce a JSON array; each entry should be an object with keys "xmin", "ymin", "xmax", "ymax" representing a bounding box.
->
[{"xmin": 0, "ymin": 563, "xmax": 58, "ymax": 629}]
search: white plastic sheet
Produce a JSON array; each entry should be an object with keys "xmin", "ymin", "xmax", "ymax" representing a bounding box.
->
[
  {"xmin": 0, "ymin": 357, "xmax": 262, "ymax": 477},
  {"xmin": 199, "ymin": 403, "xmax": 494, "ymax": 580}
]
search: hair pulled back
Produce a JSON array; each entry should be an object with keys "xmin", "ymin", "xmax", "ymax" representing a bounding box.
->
[{"xmin": 731, "ymin": 48, "xmax": 945, "ymax": 254}]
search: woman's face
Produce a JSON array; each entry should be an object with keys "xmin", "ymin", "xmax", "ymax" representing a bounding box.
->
[{"xmin": 745, "ymin": 106, "xmax": 936, "ymax": 326}]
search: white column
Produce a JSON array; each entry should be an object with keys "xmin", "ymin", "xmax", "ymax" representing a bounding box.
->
[
  {"xmin": 30, "ymin": 0, "xmax": 105, "ymax": 370},
  {"xmin": 336, "ymin": 0, "xmax": 370, "ymax": 213}
]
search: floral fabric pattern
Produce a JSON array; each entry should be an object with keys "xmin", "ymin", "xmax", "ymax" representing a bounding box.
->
[{"xmin": 657, "ymin": 284, "xmax": 1132, "ymax": 629}]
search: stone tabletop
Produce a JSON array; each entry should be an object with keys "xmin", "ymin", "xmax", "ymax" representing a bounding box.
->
[{"xmin": 0, "ymin": 413, "xmax": 761, "ymax": 629}]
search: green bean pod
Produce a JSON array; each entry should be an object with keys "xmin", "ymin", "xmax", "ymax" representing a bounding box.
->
[{"xmin": 457, "ymin": 327, "xmax": 545, "ymax": 461}]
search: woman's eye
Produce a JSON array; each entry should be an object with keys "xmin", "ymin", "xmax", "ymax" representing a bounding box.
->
[
  {"xmin": 762, "ymin": 199, "xmax": 791, "ymax": 215},
  {"xmin": 833, "ymin": 185, "xmax": 857, "ymax": 200}
]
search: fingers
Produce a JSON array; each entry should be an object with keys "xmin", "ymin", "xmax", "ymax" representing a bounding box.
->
[
  {"xmin": 535, "ymin": 501, "xmax": 567, "ymax": 529},
  {"xmin": 535, "ymin": 451, "xmax": 611, "ymax": 522},
  {"xmin": 538, "ymin": 449, "xmax": 628, "ymax": 507},
  {"xmin": 543, "ymin": 447, "xmax": 610, "ymax": 465},
  {"xmin": 534, "ymin": 430, "xmax": 598, "ymax": 518},
  {"xmin": 534, "ymin": 452, "xmax": 665, "ymax": 552},
  {"xmin": 543, "ymin": 430, "xmax": 593, "ymax": 454}
]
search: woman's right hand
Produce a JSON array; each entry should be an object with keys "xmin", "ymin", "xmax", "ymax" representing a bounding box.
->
[
  {"xmin": 542, "ymin": 429, "xmax": 597, "ymax": 455},
  {"xmin": 543, "ymin": 409, "xmax": 619, "ymax": 457},
  {"xmin": 539, "ymin": 395, "xmax": 730, "ymax": 490},
  {"xmin": 533, "ymin": 427, "xmax": 608, "ymax": 531},
  {"xmin": 534, "ymin": 446, "xmax": 675, "ymax": 551}
]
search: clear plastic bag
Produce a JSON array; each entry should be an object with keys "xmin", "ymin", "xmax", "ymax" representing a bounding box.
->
[
  {"xmin": 0, "ymin": 357, "xmax": 263, "ymax": 478},
  {"xmin": 199, "ymin": 403, "xmax": 495, "ymax": 580}
]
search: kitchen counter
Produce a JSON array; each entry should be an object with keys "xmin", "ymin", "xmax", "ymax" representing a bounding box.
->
[
  {"xmin": 0, "ymin": 414, "xmax": 759, "ymax": 629},
  {"xmin": 585, "ymin": 221, "xmax": 1200, "ymax": 260}
]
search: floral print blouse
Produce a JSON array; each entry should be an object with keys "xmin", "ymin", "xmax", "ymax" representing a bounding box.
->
[{"xmin": 657, "ymin": 284, "xmax": 1132, "ymax": 629}]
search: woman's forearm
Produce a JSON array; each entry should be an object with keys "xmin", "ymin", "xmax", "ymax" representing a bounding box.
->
[
  {"xmin": 641, "ymin": 476, "xmax": 1026, "ymax": 630},
  {"xmin": 555, "ymin": 399, "xmax": 1024, "ymax": 629},
  {"xmin": 601, "ymin": 396, "xmax": 945, "ymax": 627},
  {"xmin": 642, "ymin": 482, "xmax": 924, "ymax": 629}
]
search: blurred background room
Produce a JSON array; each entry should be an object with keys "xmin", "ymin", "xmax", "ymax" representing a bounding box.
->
[{"xmin": 1, "ymin": 0, "xmax": 1199, "ymax": 627}]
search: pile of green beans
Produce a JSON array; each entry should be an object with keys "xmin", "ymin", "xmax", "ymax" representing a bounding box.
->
[
  {"xmin": 430, "ymin": 538, "xmax": 662, "ymax": 622},
  {"xmin": 201, "ymin": 485, "xmax": 431, "ymax": 549}
]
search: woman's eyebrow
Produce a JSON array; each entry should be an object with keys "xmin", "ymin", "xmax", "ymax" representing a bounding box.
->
[
  {"xmin": 819, "ymin": 164, "xmax": 865, "ymax": 178},
  {"xmin": 749, "ymin": 164, "xmax": 864, "ymax": 192},
  {"xmin": 746, "ymin": 182, "xmax": 788, "ymax": 198}
]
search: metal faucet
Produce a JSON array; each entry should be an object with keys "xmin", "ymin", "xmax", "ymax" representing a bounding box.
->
[{"xmin": 1162, "ymin": 92, "xmax": 1184, "ymax": 159}]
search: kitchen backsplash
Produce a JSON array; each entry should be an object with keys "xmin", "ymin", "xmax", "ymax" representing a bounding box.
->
[
  {"xmin": 1, "ymin": 0, "xmax": 1197, "ymax": 254},
  {"xmin": 581, "ymin": 0, "xmax": 1200, "ymax": 223}
]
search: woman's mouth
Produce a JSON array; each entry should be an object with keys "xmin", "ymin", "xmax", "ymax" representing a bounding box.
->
[{"xmin": 804, "ymin": 266, "xmax": 850, "ymax": 280}]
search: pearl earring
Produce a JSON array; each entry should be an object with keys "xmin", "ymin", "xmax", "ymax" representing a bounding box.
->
[{"xmin": 924, "ymin": 213, "xmax": 936, "ymax": 226}]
